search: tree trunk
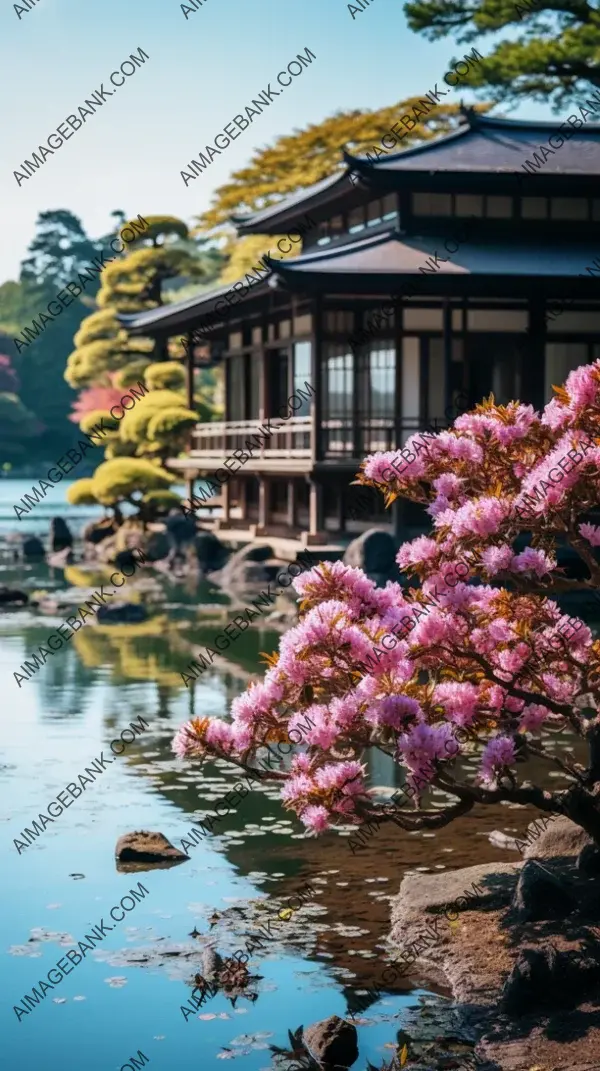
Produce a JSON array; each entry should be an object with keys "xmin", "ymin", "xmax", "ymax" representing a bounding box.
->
[{"xmin": 560, "ymin": 784, "xmax": 600, "ymax": 846}]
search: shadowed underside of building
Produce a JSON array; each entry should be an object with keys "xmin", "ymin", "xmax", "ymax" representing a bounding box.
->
[{"xmin": 119, "ymin": 108, "xmax": 600, "ymax": 546}]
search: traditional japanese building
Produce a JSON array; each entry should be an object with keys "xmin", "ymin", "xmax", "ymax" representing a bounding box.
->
[{"xmin": 119, "ymin": 109, "xmax": 600, "ymax": 545}]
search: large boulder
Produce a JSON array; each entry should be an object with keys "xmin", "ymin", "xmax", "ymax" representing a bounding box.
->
[
  {"xmin": 82, "ymin": 518, "xmax": 116, "ymax": 545},
  {"xmin": 113, "ymin": 548, "xmax": 141, "ymax": 573},
  {"xmin": 577, "ymin": 842, "xmax": 600, "ymax": 877},
  {"xmin": 115, "ymin": 831, "xmax": 188, "ymax": 866},
  {"xmin": 22, "ymin": 535, "xmax": 45, "ymax": 560},
  {"xmin": 343, "ymin": 528, "xmax": 398, "ymax": 583},
  {"xmin": 501, "ymin": 945, "xmax": 562, "ymax": 1015},
  {"xmin": 143, "ymin": 531, "xmax": 170, "ymax": 562},
  {"xmin": 502, "ymin": 942, "xmax": 600, "ymax": 1015},
  {"xmin": 215, "ymin": 543, "xmax": 277, "ymax": 589},
  {"xmin": 195, "ymin": 531, "xmax": 230, "ymax": 573},
  {"xmin": 97, "ymin": 602, "xmax": 148, "ymax": 624},
  {"xmin": 165, "ymin": 509, "xmax": 197, "ymax": 549},
  {"xmin": 303, "ymin": 1015, "xmax": 358, "ymax": 1068},
  {"xmin": 523, "ymin": 816, "xmax": 592, "ymax": 860},
  {"xmin": 49, "ymin": 517, "xmax": 73, "ymax": 552},
  {"xmin": 511, "ymin": 860, "xmax": 576, "ymax": 922}
]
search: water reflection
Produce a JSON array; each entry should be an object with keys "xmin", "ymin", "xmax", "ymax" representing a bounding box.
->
[{"xmin": 3, "ymin": 554, "xmax": 599, "ymax": 1071}]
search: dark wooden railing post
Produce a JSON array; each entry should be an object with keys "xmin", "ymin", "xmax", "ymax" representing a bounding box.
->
[{"xmin": 311, "ymin": 296, "xmax": 322, "ymax": 462}]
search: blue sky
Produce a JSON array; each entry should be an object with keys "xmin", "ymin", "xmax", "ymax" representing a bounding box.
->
[{"xmin": 0, "ymin": 0, "xmax": 552, "ymax": 283}]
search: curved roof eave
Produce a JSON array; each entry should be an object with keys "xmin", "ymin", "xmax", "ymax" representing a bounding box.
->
[
  {"xmin": 117, "ymin": 278, "xmax": 272, "ymax": 335},
  {"xmin": 232, "ymin": 166, "xmax": 355, "ymax": 234}
]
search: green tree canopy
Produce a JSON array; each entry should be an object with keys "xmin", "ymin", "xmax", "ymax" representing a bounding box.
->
[
  {"xmin": 0, "ymin": 393, "xmax": 39, "ymax": 462},
  {"xmin": 404, "ymin": 0, "xmax": 600, "ymax": 107},
  {"xmin": 20, "ymin": 209, "xmax": 105, "ymax": 291}
]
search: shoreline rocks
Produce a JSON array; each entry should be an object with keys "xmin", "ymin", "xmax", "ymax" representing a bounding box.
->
[{"xmin": 388, "ymin": 846, "xmax": 600, "ymax": 1070}]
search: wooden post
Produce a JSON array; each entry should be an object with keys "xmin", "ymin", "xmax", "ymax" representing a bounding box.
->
[
  {"xmin": 337, "ymin": 480, "xmax": 346, "ymax": 534},
  {"xmin": 258, "ymin": 477, "xmax": 268, "ymax": 532},
  {"xmin": 442, "ymin": 299, "xmax": 453, "ymax": 413},
  {"xmin": 239, "ymin": 479, "xmax": 248, "ymax": 523},
  {"xmin": 311, "ymin": 296, "xmax": 322, "ymax": 463},
  {"xmin": 286, "ymin": 479, "xmax": 296, "ymax": 531},
  {"xmin": 221, "ymin": 480, "xmax": 230, "ymax": 527},
  {"xmin": 309, "ymin": 479, "xmax": 323, "ymax": 537},
  {"xmin": 524, "ymin": 297, "xmax": 545, "ymax": 412},
  {"xmin": 185, "ymin": 476, "xmax": 195, "ymax": 513},
  {"xmin": 394, "ymin": 296, "xmax": 403, "ymax": 449}
]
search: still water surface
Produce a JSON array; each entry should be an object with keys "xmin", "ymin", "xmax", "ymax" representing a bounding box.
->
[{"xmin": 0, "ymin": 480, "xmax": 584, "ymax": 1071}]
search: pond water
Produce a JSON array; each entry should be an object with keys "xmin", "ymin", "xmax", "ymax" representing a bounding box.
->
[{"xmin": 0, "ymin": 481, "xmax": 589, "ymax": 1071}]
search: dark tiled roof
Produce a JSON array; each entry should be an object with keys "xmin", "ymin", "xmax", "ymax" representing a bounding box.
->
[
  {"xmin": 232, "ymin": 170, "xmax": 353, "ymax": 235},
  {"xmin": 264, "ymin": 227, "xmax": 600, "ymax": 282},
  {"xmin": 350, "ymin": 112, "xmax": 600, "ymax": 176},
  {"xmin": 118, "ymin": 279, "xmax": 272, "ymax": 334},
  {"xmin": 234, "ymin": 112, "xmax": 600, "ymax": 235}
]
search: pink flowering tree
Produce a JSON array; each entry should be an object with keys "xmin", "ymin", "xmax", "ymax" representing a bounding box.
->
[{"xmin": 172, "ymin": 362, "xmax": 600, "ymax": 846}]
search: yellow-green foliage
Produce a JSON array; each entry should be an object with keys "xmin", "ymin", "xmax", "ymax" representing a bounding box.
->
[
  {"xmin": 114, "ymin": 360, "xmax": 152, "ymax": 389},
  {"xmin": 220, "ymin": 233, "xmax": 300, "ymax": 285},
  {"xmin": 121, "ymin": 216, "xmax": 189, "ymax": 245},
  {"xmin": 66, "ymin": 478, "xmax": 98, "ymax": 506},
  {"xmin": 147, "ymin": 406, "xmax": 197, "ymax": 445},
  {"xmin": 65, "ymin": 340, "xmax": 124, "ymax": 388},
  {"xmin": 104, "ymin": 439, "xmax": 136, "ymax": 460},
  {"xmin": 64, "ymin": 565, "xmax": 115, "ymax": 588},
  {"xmin": 90, "ymin": 457, "xmax": 172, "ymax": 505},
  {"xmin": 73, "ymin": 309, "xmax": 122, "ymax": 348},
  {"xmin": 142, "ymin": 489, "xmax": 182, "ymax": 512},
  {"xmin": 145, "ymin": 361, "xmax": 186, "ymax": 392},
  {"xmin": 118, "ymin": 390, "xmax": 187, "ymax": 446},
  {"xmin": 65, "ymin": 212, "xmax": 217, "ymax": 481},
  {"xmin": 97, "ymin": 247, "xmax": 189, "ymax": 313},
  {"xmin": 78, "ymin": 409, "xmax": 119, "ymax": 439}
]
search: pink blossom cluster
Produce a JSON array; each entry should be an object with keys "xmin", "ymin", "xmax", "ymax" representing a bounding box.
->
[{"xmin": 172, "ymin": 362, "xmax": 600, "ymax": 837}]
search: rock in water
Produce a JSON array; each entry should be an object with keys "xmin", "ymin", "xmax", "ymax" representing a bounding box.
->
[
  {"xmin": 97, "ymin": 602, "xmax": 148, "ymax": 624},
  {"xmin": 201, "ymin": 945, "xmax": 223, "ymax": 983},
  {"xmin": 115, "ymin": 831, "xmax": 188, "ymax": 866},
  {"xmin": 214, "ymin": 542, "xmax": 275, "ymax": 588},
  {"xmin": 195, "ymin": 531, "xmax": 230, "ymax": 573},
  {"xmin": 22, "ymin": 536, "xmax": 45, "ymax": 560},
  {"xmin": 303, "ymin": 1015, "xmax": 358, "ymax": 1068},
  {"xmin": 50, "ymin": 517, "xmax": 73, "ymax": 552},
  {"xmin": 0, "ymin": 588, "xmax": 28, "ymax": 606},
  {"xmin": 83, "ymin": 519, "xmax": 116, "ymax": 545},
  {"xmin": 144, "ymin": 531, "xmax": 170, "ymax": 562}
]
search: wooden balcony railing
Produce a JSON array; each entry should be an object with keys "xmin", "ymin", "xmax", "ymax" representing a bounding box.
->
[
  {"xmin": 189, "ymin": 416, "xmax": 451, "ymax": 463},
  {"xmin": 190, "ymin": 416, "xmax": 312, "ymax": 458}
]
